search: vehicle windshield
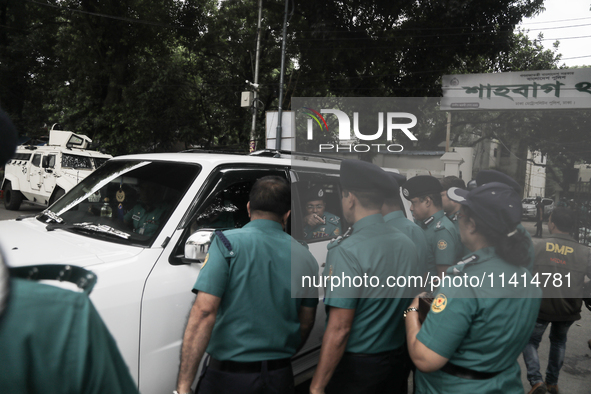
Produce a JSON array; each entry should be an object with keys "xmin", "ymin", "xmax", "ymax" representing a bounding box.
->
[
  {"xmin": 522, "ymin": 198, "xmax": 536, "ymax": 205},
  {"xmin": 39, "ymin": 160, "xmax": 201, "ymax": 246}
]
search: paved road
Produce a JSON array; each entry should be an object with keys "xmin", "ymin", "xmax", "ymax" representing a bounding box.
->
[
  {"xmin": 2, "ymin": 202, "xmax": 590, "ymax": 393},
  {"xmin": 0, "ymin": 201, "xmax": 43, "ymax": 220}
]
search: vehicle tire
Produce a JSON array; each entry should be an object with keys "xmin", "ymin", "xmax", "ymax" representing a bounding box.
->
[
  {"xmin": 49, "ymin": 188, "xmax": 65, "ymax": 206},
  {"xmin": 3, "ymin": 182, "xmax": 23, "ymax": 211}
]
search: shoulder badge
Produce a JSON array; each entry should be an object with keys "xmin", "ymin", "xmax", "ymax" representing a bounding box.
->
[
  {"xmin": 431, "ymin": 294, "xmax": 447, "ymax": 313},
  {"xmin": 437, "ymin": 240, "xmax": 448, "ymax": 250},
  {"xmin": 329, "ymin": 227, "xmax": 352, "ymax": 248},
  {"xmin": 202, "ymin": 253, "xmax": 209, "ymax": 268}
]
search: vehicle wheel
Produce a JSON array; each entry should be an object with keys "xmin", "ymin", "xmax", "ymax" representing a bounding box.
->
[
  {"xmin": 49, "ymin": 188, "xmax": 65, "ymax": 206},
  {"xmin": 3, "ymin": 182, "xmax": 23, "ymax": 210}
]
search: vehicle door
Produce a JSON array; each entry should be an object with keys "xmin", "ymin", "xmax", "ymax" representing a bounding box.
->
[
  {"xmin": 28, "ymin": 153, "xmax": 43, "ymax": 191},
  {"xmin": 289, "ymin": 167, "xmax": 343, "ymax": 371},
  {"xmin": 138, "ymin": 165, "xmax": 289, "ymax": 394},
  {"xmin": 42, "ymin": 154, "xmax": 58, "ymax": 195}
]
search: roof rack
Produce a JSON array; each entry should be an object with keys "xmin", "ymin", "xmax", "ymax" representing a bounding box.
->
[
  {"xmin": 249, "ymin": 149, "xmax": 343, "ymax": 164},
  {"xmin": 181, "ymin": 147, "xmax": 248, "ymax": 155}
]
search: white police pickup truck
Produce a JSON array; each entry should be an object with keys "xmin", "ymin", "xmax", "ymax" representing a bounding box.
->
[
  {"xmin": 0, "ymin": 150, "xmax": 410, "ymax": 393},
  {"xmin": 1, "ymin": 128, "xmax": 112, "ymax": 210}
]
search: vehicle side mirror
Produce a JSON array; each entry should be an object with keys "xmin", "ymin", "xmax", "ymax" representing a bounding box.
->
[{"xmin": 184, "ymin": 229, "xmax": 215, "ymax": 263}]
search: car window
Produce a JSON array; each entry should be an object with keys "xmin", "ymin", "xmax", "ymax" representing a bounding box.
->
[
  {"xmin": 62, "ymin": 153, "xmax": 92, "ymax": 169},
  {"xmin": 41, "ymin": 160, "xmax": 201, "ymax": 246},
  {"xmin": 47, "ymin": 155, "xmax": 56, "ymax": 168},
  {"xmin": 292, "ymin": 172, "xmax": 345, "ymax": 242},
  {"xmin": 31, "ymin": 153, "xmax": 42, "ymax": 167},
  {"xmin": 187, "ymin": 167, "xmax": 288, "ymax": 233},
  {"xmin": 170, "ymin": 166, "xmax": 288, "ymax": 265}
]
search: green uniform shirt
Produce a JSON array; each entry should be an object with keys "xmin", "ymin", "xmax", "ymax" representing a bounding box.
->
[
  {"xmin": 323, "ymin": 214, "xmax": 419, "ymax": 353},
  {"xmin": 124, "ymin": 203, "xmax": 169, "ymax": 236},
  {"xmin": 420, "ymin": 210, "xmax": 463, "ymax": 275},
  {"xmin": 384, "ymin": 210, "xmax": 432, "ymax": 277},
  {"xmin": 303, "ymin": 211, "xmax": 341, "ymax": 240},
  {"xmin": 0, "ymin": 279, "xmax": 138, "ymax": 394},
  {"xmin": 194, "ymin": 219, "xmax": 319, "ymax": 362},
  {"xmin": 415, "ymin": 247, "xmax": 541, "ymax": 394},
  {"xmin": 449, "ymin": 210, "xmax": 471, "ymax": 258}
]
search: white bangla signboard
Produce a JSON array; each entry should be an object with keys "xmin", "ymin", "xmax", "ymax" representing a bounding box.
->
[{"xmin": 441, "ymin": 68, "xmax": 591, "ymax": 110}]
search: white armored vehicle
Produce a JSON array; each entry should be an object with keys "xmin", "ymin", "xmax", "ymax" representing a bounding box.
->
[{"xmin": 2, "ymin": 129, "xmax": 112, "ymax": 210}]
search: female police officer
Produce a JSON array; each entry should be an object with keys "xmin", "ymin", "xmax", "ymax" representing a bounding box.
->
[{"xmin": 404, "ymin": 182, "xmax": 541, "ymax": 393}]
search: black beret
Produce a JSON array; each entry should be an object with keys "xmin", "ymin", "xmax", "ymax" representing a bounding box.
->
[
  {"xmin": 305, "ymin": 185, "xmax": 326, "ymax": 202},
  {"xmin": 402, "ymin": 175, "xmax": 442, "ymax": 200},
  {"xmin": 0, "ymin": 109, "xmax": 17, "ymax": 167},
  {"xmin": 448, "ymin": 182, "xmax": 521, "ymax": 234},
  {"xmin": 475, "ymin": 170, "xmax": 521, "ymax": 194},
  {"xmin": 340, "ymin": 159, "xmax": 397, "ymax": 194}
]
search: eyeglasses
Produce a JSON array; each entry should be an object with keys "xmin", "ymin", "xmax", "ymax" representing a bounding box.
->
[{"xmin": 306, "ymin": 204, "xmax": 325, "ymax": 210}]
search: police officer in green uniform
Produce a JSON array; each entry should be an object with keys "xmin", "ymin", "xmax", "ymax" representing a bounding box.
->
[
  {"xmin": 0, "ymin": 110, "xmax": 137, "ymax": 393},
  {"xmin": 405, "ymin": 182, "xmax": 541, "ymax": 394},
  {"xmin": 124, "ymin": 181, "xmax": 170, "ymax": 237},
  {"xmin": 474, "ymin": 169, "xmax": 535, "ymax": 273},
  {"xmin": 381, "ymin": 173, "xmax": 432, "ymax": 279},
  {"xmin": 310, "ymin": 160, "xmax": 419, "ymax": 394},
  {"xmin": 176, "ymin": 176, "xmax": 318, "ymax": 394},
  {"xmin": 381, "ymin": 172, "xmax": 431, "ymax": 393},
  {"xmin": 440, "ymin": 176, "xmax": 466, "ymax": 231},
  {"xmin": 403, "ymin": 175, "xmax": 463, "ymax": 278},
  {"xmin": 303, "ymin": 186, "xmax": 341, "ymax": 240}
]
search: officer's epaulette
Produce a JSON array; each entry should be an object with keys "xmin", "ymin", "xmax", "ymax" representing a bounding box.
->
[
  {"xmin": 214, "ymin": 230, "xmax": 235, "ymax": 257},
  {"xmin": 450, "ymin": 254, "xmax": 479, "ymax": 275},
  {"xmin": 423, "ymin": 216, "xmax": 435, "ymax": 226},
  {"xmin": 328, "ymin": 227, "xmax": 353, "ymax": 249}
]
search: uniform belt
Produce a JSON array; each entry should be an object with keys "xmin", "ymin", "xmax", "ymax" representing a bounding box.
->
[
  {"xmin": 440, "ymin": 362, "xmax": 502, "ymax": 380},
  {"xmin": 345, "ymin": 346, "xmax": 402, "ymax": 358},
  {"xmin": 208, "ymin": 357, "xmax": 292, "ymax": 373}
]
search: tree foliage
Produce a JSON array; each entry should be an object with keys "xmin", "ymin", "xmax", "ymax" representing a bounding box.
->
[{"xmin": 0, "ymin": 0, "xmax": 575, "ymax": 158}]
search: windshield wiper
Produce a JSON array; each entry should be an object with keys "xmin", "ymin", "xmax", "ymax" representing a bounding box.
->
[
  {"xmin": 45, "ymin": 222, "xmax": 131, "ymax": 239},
  {"xmin": 38, "ymin": 210, "xmax": 64, "ymax": 224},
  {"xmin": 72, "ymin": 223, "xmax": 131, "ymax": 239}
]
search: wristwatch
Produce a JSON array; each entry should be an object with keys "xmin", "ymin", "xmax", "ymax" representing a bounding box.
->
[
  {"xmin": 173, "ymin": 390, "xmax": 193, "ymax": 394},
  {"xmin": 404, "ymin": 307, "xmax": 419, "ymax": 318}
]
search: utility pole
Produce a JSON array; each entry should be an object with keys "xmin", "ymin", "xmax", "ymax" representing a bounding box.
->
[
  {"xmin": 276, "ymin": 0, "xmax": 289, "ymax": 151},
  {"xmin": 249, "ymin": 0, "xmax": 263, "ymax": 152}
]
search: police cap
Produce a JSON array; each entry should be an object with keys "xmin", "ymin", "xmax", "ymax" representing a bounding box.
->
[
  {"xmin": 0, "ymin": 109, "xmax": 17, "ymax": 167},
  {"xmin": 402, "ymin": 175, "xmax": 442, "ymax": 201},
  {"xmin": 448, "ymin": 182, "xmax": 521, "ymax": 234},
  {"xmin": 305, "ymin": 185, "xmax": 326, "ymax": 203},
  {"xmin": 340, "ymin": 159, "xmax": 397, "ymax": 194},
  {"xmin": 475, "ymin": 170, "xmax": 522, "ymax": 194}
]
